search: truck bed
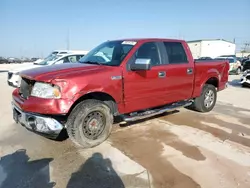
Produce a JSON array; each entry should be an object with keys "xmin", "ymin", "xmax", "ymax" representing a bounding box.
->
[{"xmin": 192, "ymin": 59, "xmax": 229, "ymax": 97}]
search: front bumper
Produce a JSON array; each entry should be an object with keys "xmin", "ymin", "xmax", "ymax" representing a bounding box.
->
[{"xmin": 12, "ymin": 102, "xmax": 64, "ymax": 138}]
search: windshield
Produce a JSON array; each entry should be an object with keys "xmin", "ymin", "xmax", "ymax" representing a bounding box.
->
[
  {"xmin": 36, "ymin": 54, "xmax": 62, "ymax": 65},
  {"xmin": 79, "ymin": 40, "xmax": 136, "ymax": 66}
]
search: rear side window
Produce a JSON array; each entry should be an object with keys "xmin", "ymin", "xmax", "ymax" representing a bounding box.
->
[{"xmin": 163, "ymin": 42, "xmax": 188, "ymax": 64}]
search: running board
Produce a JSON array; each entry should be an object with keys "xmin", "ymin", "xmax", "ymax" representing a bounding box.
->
[{"xmin": 122, "ymin": 100, "xmax": 193, "ymax": 122}]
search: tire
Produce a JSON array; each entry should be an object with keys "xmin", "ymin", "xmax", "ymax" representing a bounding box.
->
[
  {"xmin": 236, "ymin": 68, "xmax": 241, "ymax": 75},
  {"xmin": 242, "ymin": 83, "xmax": 249, "ymax": 88},
  {"xmin": 191, "ymin": 84, "xmax": 217, "ymax": 113},
  {"xmin": 66, "ymin": 99, "xmax": 113, "ymax": 148}
]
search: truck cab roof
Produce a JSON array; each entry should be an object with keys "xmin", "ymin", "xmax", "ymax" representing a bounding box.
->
[{"xmin": 110, "ymin": 38, "xmax": 185, "ymax": 43}]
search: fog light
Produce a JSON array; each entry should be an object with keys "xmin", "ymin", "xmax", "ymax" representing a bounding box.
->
[
  {"xmin": 27, "ymin": 116, "xmax": 37, "ymax": 129},
  {"xmin": 36, "ymin": 118, "xmax": 50, "ymax": 132}
]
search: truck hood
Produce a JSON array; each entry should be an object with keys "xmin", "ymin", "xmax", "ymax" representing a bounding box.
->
[
  {"xmin": 20, "ymin": 63, "xmax": 102, "ymax": 82},
  {"xmin": 9, "ymin": 63, "xmax": 44, "ymax": 73}
]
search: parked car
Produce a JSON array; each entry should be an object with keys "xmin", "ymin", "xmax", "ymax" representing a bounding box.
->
[
  {"xmin": 7, "ymin": 57, "xmax": 22, "ymax": 64},
  {"xmin": 242, "ymin": 60, "xmax": 250, "ymax": 72},
  {"xmin": 20, "ymin": 57, "xmax": 31, "ymax": 63},
  {"xmin": 31, "ymin": 50, "xmax": 78, "ymax": 65},
  {"xmin": 198, "ymin": 57, "xmax": 213, "ymax": 60},
  {"xmin": 239, "ymin": 69, "xmax": 250, "ymax": 87},
  {"xmin": 0, "ymin": 57, "xmax": 8, "ymax": 64},
  {"xmin": 215, "ymin": 57, "xmax": 241, "ymax": 74},
  {"xmin": 11, "ymin": 38, "xmax": 229, "ymax": 148},
  {"xmin": 7, "ymin": 51, "xmax": 88, "ymax": 87},
  {"xmin": 31, "ymin": 58, "xmax": 39, "ymax": 62},
  {"xmin": 242, "ymin": 57, "xmax": 250, "ymax": 64},
  {"xmin": 219, "ymin": 55, "xmax": 236, "ymax": 58}
]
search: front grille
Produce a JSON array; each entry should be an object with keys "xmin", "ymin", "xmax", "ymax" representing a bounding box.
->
[
  {"xmin": 19, "ymin": 77, "xmax": 34, "ymax": 99},
  {"xmin": 8, "ymin": 72, "xmax": 13, "ymax": 80}
]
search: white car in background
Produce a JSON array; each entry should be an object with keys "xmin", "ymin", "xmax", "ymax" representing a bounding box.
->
[
  {"xmin": 32, "ymin": 50, "xmax": 79, "ymax": 64},
  {"xmin": 215, "ymin": 56, "xmax": 242, "ymax": 75},
  {"xmin": 7, "ymin": 51, "xmax": 89, "ymax": 87}
]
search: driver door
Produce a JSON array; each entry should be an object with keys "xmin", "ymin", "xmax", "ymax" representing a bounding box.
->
[{"xmin": 123, "ymin": 42, "xmax": 168, "ymax": 113}]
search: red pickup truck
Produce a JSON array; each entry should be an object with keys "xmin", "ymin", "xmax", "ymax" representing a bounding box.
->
[{"xmin": 12, "ymin": 38, "xmax": 229, "ymax": 148}]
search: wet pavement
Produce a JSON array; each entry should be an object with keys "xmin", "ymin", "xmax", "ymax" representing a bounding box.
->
[
  {"xmin": 110, "ymin": 103, "xmax": 250, "ymax": 187},
  {"xmin": 0, "ymin": 67, "xmax": 250, "ymax": 188}
]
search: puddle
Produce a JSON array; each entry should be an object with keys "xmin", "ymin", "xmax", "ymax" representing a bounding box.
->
[
  {"xmin": 214, "ymin": 103, "xmax": 250, "ymax": 125},
  {"xmin": 160, "ymin": 111, "xmax": 250, "ymax": 148}
]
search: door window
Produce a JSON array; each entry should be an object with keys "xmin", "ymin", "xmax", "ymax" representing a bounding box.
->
[
  {"xmin": 135, "ymin": 42, "xmax": 161, "ymax": 66},
  {"xmin": 163, "ymin": 42, "xmax": 188, "ymax": 64}
]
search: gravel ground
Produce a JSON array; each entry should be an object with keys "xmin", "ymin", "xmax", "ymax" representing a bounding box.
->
[{"xmin": 0, "ymin": 64, "xmax": 250, "ymax": 188}]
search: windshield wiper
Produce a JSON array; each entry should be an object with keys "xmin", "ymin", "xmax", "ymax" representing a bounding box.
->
[{"xmin": 80, "ymin": 61, "xmax": 103, "ymax": 66}]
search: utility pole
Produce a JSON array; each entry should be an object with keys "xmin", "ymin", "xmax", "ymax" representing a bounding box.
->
[
  {"xmin": 243, "ymin": 42, "xmax": 250, "ymax": 51},
  {"xmin": 241, "ymin": 42, "xmax": 250, "ymax": 57},
  {"xmin": 66, "ymin": 28, "xmax": 70, "ymax": 50}
]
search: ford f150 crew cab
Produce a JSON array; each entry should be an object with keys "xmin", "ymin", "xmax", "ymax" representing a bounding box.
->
[{"xmin": 11, "ymin": 38, "xmax": 229, "ymax": 148}]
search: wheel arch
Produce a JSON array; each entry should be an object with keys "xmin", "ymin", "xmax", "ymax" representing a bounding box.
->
[
  {"xmin": 68, "ymin": 91, "xmax": 119, "ymax": 116},
  {"xmin": 195, "ymin": 76, "xmax": 219, "ymax": 97},
  {"xmin": 205, "ymin": 77, "xmax": 219, "ymax": 88}
]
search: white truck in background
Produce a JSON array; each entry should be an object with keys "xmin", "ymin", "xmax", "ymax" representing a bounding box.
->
[{"xmin": 187, "ymin": 39, "xmax": 236, "ymax": 59}]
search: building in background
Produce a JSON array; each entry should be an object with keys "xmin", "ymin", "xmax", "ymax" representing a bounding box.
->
[{"xmin": 187, "ymin": 39, "xmax": 236, "ymax": 59}]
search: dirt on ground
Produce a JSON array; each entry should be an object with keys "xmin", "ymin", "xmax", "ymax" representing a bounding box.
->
[{"xmin": 110, "ymin": 102, "xmax": 250, "ymax": 188}]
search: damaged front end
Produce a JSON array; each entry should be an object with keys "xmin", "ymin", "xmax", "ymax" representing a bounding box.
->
[{"xmin": 12, "ymin": 102, "xmax": 64, "ymax": 139}]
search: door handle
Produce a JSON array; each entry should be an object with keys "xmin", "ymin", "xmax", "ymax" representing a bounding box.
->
[
  {"xmin": 187, "ymin": 68, "xmax": 193, "ymax": 75},
  {"xmin": 158, "ymin": 71, "xmax": 166, "ymax": 78}
]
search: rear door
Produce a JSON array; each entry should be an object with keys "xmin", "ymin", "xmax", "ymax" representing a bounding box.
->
[{"xmin": 161, "ymin": 41, "xmax": 194, "ymax": 102}]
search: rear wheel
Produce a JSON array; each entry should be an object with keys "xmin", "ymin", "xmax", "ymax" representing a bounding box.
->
[
  {"xmin": 66, "ymin": 99, "xmax": 113, "ymax": 148},
  {"xmin": 191, "ymin": 84, "xmax": 217, "ymax": 113}
]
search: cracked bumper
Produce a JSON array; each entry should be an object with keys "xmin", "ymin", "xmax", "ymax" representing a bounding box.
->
[{"xmin": 12, "ymin": 102, "xmax": 64, "ymax": 139}]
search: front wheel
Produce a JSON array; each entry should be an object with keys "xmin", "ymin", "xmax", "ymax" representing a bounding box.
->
[
  {"xmin": 191, "ymin": 84, "xmax": 217, "ymax": 113},
  {"xmin": 66, "ymin": 99, "xmax": 113, "ymax": 148}
]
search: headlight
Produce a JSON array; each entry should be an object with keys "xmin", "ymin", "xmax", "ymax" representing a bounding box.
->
[{"xmin": 31, "ymin": 82, "xmax": 61, "ymax": 99}]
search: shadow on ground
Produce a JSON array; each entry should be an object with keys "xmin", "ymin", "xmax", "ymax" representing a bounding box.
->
[
  {"xmin": 67, "ymin": 153, "xmax": 125, "ymax": 188},
  {"xmin": 0, "ymin": 149, "xmax": 55, "ymax": 188},
  {"xmin": 227, "ymin": 79, "xmax": 243, "ymax": 88}
]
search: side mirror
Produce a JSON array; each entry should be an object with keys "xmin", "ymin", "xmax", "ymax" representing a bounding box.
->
[{"xmin": 130, "ymin": 58, "xmax": 151, "ymax": 71}]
